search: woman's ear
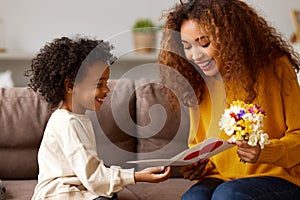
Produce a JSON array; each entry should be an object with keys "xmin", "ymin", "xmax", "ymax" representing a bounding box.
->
[{"xmin": 64, "ymin": 78, "xmax": 74, "ymax": 93}]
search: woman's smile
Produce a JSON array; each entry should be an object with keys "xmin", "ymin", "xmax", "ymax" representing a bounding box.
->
[
  {"xmin": 180, "ymin": 20, "xmax": 220, "ymax": 77},
  {"xmin": 195, "ymin": 58, "xmax": 214, "ymax": 71}
]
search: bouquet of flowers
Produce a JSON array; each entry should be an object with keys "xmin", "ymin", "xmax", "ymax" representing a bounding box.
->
[{"xmin": 219, "ymin": 100, "xmax": 270, "ymax": 149}]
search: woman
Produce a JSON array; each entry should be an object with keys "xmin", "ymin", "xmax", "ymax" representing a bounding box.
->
[{"xmin": 158, "ymin": 0, "xmax": 300, "ymax": 199}]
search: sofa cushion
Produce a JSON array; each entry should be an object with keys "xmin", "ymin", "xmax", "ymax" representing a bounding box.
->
[
  {"xmin": 134, "ymin": 79, "xmax": 189, "ymax": 169},
  {"xmin": 0, "ymin": 179, "xmax": 5, "ymax": 200},
  {"xmin": 97, "ymin": 79, "xmax": 137, "ymax": 152},
  {"xmin": 0, "ymin": 87, "xmax": 51, "ymax": 179},
  {"xmin": 126, "ymin": 178, "xmax": 194, "ymax": 200},
  {"xmin": 3, "ymin": 180, "xmax": 140, "ymax": 200},
  {"xmin": 2, "ymin": 180, "xmax": 36, "ymax": 199}
]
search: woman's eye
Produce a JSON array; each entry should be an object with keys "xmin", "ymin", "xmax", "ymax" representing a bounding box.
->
[
  {"xmin": 199, "ymin": 36, "xmax": 210, "ymax": 48},
  {"xmin": 201, "ymin": 42, "xmax": 210, "ymax": 48},
  {"xmin": 183, "ymin": 44, "xmax": 192, "ymax": 50}
]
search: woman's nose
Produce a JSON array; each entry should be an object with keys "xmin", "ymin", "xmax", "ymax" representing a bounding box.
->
[{"xmin": 191, "ymin": 46, "xmax": 207, "ymax": 61}]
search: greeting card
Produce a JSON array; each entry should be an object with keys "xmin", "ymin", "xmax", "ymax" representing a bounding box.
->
[{"xmin": 127, "ymin": 138, "xmax": 234, "ymax": 167}]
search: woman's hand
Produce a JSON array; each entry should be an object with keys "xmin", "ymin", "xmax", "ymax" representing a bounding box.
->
[
  {"xmin": 180, "ymin": 159, "xmax": 208, "ymax": 181},
  {"xmin": 134, "ymin": 166, "xmax": 171, "ymax": 183},
  {"xmin": 235, "ymin": 140, "xmax": 261, "ymax": 163}
]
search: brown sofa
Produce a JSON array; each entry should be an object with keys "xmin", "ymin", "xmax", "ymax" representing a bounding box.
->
[{"xmin": 0, "ymin": 78, "xmax": 194, "ymax": 200}]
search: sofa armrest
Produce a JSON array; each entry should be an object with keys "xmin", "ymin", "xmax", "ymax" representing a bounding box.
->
[{"xmin": 0, "ymin": 87, "xmax": 51, "ymax": 179}]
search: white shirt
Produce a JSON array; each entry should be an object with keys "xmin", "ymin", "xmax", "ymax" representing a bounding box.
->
[{"xmin": 32, "ymin": 109, "xmax": 135, "ymax": 200}]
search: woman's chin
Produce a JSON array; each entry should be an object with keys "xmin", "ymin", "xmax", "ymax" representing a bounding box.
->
[{"xmin": 202, "ymin": 67, "xmax": 219, "ymax": 77}]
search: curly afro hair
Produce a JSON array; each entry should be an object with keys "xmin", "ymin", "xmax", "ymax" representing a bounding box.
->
[
  {"xmin": 25, "ymin": 36, "xmax": 115, "ymax": 109},
  {"xmin": 158, "ymin": 0, "xmax": 300, "ymax": 109}
]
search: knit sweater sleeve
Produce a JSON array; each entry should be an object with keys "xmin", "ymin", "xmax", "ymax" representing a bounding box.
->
[{"xmin": 256, "ymin": 57, "xmax": 300, "ymax": 168}]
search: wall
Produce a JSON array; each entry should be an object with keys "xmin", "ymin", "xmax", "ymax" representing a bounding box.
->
[
  {"xmin": 0, "ymin": 0, "xmax": 176, "ymax": 54},
  {"xmin": 243, "ymin": 0, "xmax": 300, "ymax": 41},
  {"xmin": 0, "ymin": 0, "xmax": 299, "ymax": 87},
  {"xmin": 0, "ymin": 0, "xmax": 299, "ymax": 54}
]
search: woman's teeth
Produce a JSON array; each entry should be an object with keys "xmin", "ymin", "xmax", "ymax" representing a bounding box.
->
[
  {"xmin": 198, "ymin": 59, "xmax": 213, "ymax": 68},
  {"xmin": 199, "ymin": 59, "xmax": 212, "ymax": 67}
]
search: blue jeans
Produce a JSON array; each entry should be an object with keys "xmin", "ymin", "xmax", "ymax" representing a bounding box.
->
[{"xmin": 182, "ymin": 177, "xmax": 300, "ymax": 200}]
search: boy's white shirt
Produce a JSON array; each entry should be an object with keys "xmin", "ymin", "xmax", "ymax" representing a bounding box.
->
[{"xmin": 32, "ymin": 109, "xmax": 135, "ymax": 200}]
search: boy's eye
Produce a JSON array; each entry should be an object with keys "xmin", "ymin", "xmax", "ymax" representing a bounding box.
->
[
  {"xmin": 97, "ymin": 82, "xmax": 105, "ymax": 87},
  {"xmin": 96, "ymin": 80, "xmax": 108, "ymax": 88}
]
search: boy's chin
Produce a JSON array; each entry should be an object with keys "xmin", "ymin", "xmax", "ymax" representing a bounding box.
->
[{"xmin": 93, "ymin": 106, "xmax": 101, "ymax": 112}]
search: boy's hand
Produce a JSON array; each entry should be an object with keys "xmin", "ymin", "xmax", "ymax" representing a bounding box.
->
[
  {"xmin": 235, "ymin": 140, "xmax": 261, "ymax": 163},
  {"xmin": 134, "ymin": 166, "xmax": 171, "ymax": 183},
  {"xmin": 180, "ymin": 159, "xmax": 208, "ymax": 181}
]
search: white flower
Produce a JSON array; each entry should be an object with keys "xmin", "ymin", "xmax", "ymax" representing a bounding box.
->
[
  {"xmin": 230, "ymin": 105, "xmax": 242, "ymax": 114},
  {"xmin": 228, "ymin": 136, "xmax": 238, "ymax": 143},
  {"xmin": 241, "ymin": 113, "xmax": 252, "ymax": 121},
  {"xmin": 259, "ymin": 131, "xmax": 270, "ymax": 149},
  {"xmin": 252, "ymin": 123, "xmax": 261, "ymax": 133},
  {"xmin": 219, "ymin": 115, "xmax": 236, "ymax": 136},
  {"xmin": 248, "ymin": 133, "xmax": 259, "ymax": 146}
]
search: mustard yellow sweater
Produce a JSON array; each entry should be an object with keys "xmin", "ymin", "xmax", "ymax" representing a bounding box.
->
[{"xmin": 188, "ymin": 57, "xmax": 300, "ymax": 187}]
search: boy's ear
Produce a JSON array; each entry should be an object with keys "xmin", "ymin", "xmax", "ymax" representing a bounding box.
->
[{"xmin": 64, "ymin": 78, "xmax": 74, "ymax": 93}]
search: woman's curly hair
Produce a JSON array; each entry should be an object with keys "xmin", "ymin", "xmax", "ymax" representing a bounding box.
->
[
  {"xmin": 158, "ymin": 0, "xmax": 300, "ymax": 109},
  {"xmin": 25, "ymin": 36, "xmax": 115, "ymax": 109}
]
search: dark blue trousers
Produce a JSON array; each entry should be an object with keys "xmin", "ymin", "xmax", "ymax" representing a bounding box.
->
[{"xmin": 182, "ymin": 177, "xmax": 300, "ymax": 200}]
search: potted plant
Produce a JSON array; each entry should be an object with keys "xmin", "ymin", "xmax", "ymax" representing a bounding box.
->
[{"xmin": 132, "ymin": 18, "xmax": 159, "ymax": 54}]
